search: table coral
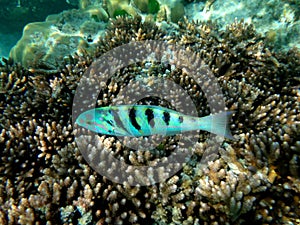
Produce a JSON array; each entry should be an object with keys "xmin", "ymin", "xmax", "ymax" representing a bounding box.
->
[{"xmin": 1, "ymin": 16, "xmax": 300, "ymax": 224}]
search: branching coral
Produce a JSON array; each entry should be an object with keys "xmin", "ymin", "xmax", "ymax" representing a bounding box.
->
[{"xmin": 1, "ymin": 16, "xmax": 299, "ymax": 224}]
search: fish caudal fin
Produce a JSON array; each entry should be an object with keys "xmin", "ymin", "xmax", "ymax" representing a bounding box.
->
[{"xmin": 199, "ymin": 111, "xmax": 235, "ymax": 140}]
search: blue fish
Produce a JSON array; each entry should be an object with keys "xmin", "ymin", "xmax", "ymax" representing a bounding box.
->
[{"xmin": 76, "ymin": 105, "xmax": 234, "ymax": 139}]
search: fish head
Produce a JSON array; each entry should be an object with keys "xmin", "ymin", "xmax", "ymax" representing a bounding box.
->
[{"xmin": 76, "ymin": 109, "xmax": 113, "ymax": 135}]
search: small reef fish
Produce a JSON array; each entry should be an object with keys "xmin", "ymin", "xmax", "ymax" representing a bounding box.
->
[{"xmin": 76, "ymin": 105, "xmax": 234, "ymax": 139}]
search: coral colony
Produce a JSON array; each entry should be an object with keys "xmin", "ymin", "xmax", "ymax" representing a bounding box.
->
[{"xmin": 1, "ymin": 0, "xmax": 300, "ymax": 224}]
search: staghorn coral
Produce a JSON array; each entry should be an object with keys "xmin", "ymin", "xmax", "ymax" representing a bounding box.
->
[{"xmin": 1, "ymin": 16, "xmax": 300, "ymax": 224}]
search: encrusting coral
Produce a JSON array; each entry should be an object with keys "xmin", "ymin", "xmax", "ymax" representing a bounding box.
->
[{"xmin": 1, "ymin": 16, "xmax": 300, "ymax": 224}]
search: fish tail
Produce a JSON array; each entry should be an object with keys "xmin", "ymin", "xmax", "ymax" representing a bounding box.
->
[{"xmin": 199, "ymin": 111, "xmax": 235, "ymax": 140}]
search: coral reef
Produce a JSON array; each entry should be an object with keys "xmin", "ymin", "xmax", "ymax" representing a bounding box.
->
[
  {"xmin": 185, "ymin": 0, "xmax": 300, "ymax": 52},
  {"xmin": 8, "ymin": 0, "xmax": 187, "ymax": 68},
  {"xmin": 101, "ymin": 0, "xmax": 185, "ymax": 22},
  {"xmin": 6, "ymin": 0, "xmax": 300, "ymax": 68},
  {"xmin": 0, "ymin": 0, "xmax": 77, "ymax": 58},
  {"xmin": 9, "ymin": 4, "xmax": 108, "ymax": 68},
  {"xmin": 1, "ymin": 16, "xmax": 300, "ymax": 224},
  {"xmin": 0, "ymin": 0, "xmax": 77, "ymax": 22}
]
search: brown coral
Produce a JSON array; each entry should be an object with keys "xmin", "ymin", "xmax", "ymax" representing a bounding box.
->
[{"xmin": 1, "ymin": 16, "xmax": 300, "ymax": 224}]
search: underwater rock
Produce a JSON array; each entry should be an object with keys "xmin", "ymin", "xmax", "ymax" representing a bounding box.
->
[{"xmin": 1, "ymin": 16, "xmax": 300, "ymax": 224}]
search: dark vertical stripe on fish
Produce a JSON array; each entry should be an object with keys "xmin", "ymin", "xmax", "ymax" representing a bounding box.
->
[
  {"xmin": 103, "ymin": 110, "xmax": 114, "ymax": 126},
  {"xmin": 145, "ymin": 108, "xmax": 155, "ymax": 128},
  {"xmin": 105, "ymin": 119, "xmax": 113, "ymax": 126},
  {"xmin": 163, "ymin": 111, "xmax": 170, "ymax": 125},
  {"xmin": 178, "ymin": 116, "xmax": 183, "ymax": 123},
  {"xmin": 129, "ymin": 107, "xmax": 141, "ymax": 131},
  {"xmin": 111, "ymin": 109, "xmax": 128, "ymax": 134}
]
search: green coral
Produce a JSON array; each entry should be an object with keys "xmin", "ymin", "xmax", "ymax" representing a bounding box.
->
[
  {"xmin": 132, "ymin": 0, "xmax": 160, "ymax": 14},
  {"xmin": 170, "ymin": 2, "xmax": 185, "ymax": 22},
  {"xmin": 148, "ymin": 0, "xmax": 160, "ymax": 14},
  {"xmin": 113, "ymin": 9, "xmax": 131, "ymax": 17},
  {"xmin": 105, "ymin": 0, "xmax": 137, "ymax": 18}
]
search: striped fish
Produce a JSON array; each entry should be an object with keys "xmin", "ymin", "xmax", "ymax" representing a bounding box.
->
[{"xmin": 76, "ymin": 105, "xmax": 234, "ymax": 139}]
